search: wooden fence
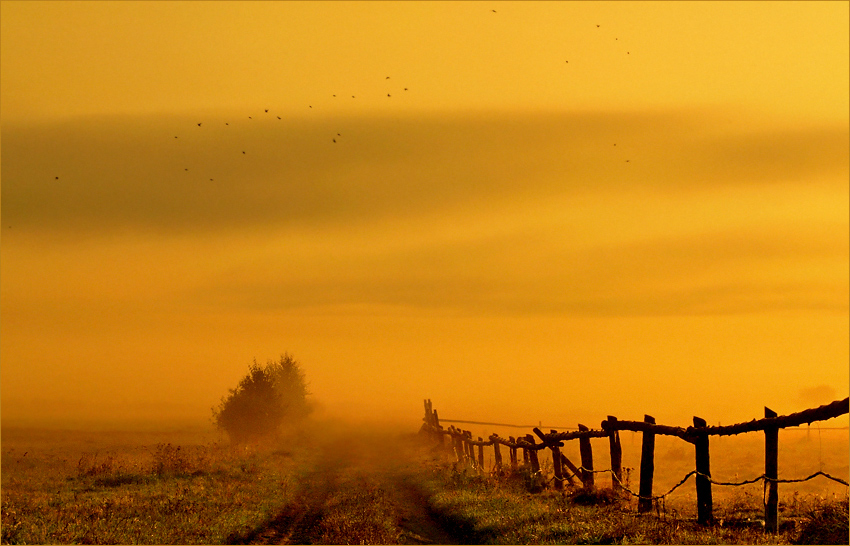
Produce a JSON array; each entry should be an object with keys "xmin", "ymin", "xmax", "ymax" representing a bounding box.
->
[{"xmin": 419, "ymin": 397, "xmax": 849, "ymax": 532}]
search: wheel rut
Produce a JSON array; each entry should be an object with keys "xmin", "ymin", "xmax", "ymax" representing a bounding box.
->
[{"xmin": 235, "ymin": 432, "xmax": 464, "ymax": 545}]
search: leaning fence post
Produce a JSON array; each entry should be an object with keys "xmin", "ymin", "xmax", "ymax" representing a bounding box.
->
[
  {"xmin": 638, "ymin": 415, "xmax": 656, "ymax": 513},
  {"xmin": 559, "ymin": 454, "xmax": 580, "ymax": 486},
  {"xmin": 606, "ymin": 416, "xmax": 623, "ymax": 491},
  {"xmin": 578, "ymin": 424, "xmax": 595, "ymax": 490},
  {"xmin": 764, "ymin": 407, "xmax": 779, "ymax": 533},
  {"xmin": 693, "ymin": 416, "xmax": 713, "ymax": 525}
]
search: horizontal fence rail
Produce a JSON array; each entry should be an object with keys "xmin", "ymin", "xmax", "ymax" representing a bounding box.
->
[{"xmin": 418, "ymin": 397, "xmax": 849, "ymax": 533}]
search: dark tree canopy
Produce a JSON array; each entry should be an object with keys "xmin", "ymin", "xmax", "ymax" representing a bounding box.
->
[{"xmin": 212, "ymin": 353, "xmax": 310, "ymax": 443}]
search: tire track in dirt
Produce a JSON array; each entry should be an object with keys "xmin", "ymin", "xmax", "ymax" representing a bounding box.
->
[{"xmin": 232, "ymin": 430, "xmax": 463, "ymax": 545}]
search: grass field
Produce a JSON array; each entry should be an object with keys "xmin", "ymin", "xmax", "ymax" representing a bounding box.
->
[{"xmin": 1, "ymin": 420, "xmax": 847, "ymax": 544}]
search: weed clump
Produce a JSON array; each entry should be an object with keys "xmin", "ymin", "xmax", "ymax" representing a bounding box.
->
[
  {"xmin": 568, "ymin": 487, "xmax": 624, "ymax": 506},
  {"xmin": 793, "ymin": 498, "xmax": 849, "ymax": 545}
]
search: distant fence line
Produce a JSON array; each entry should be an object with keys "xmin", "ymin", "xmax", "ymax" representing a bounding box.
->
[{"xmin": 419, "ymin": 397, "xmax": 849, "ymax": 534}]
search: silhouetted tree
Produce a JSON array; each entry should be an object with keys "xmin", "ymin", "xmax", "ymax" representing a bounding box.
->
[{"xmin": 212, "ymin": 353, "xmax": 310, "ymax": 443}]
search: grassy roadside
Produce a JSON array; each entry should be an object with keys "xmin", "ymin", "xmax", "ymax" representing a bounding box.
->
[
  {"xmin": 1, "ymin": 429, "xmax": 302, "ymax": 544},
  {"xmin": 415, "ymin": 456, "xmax": 849, "ymax": 545}
]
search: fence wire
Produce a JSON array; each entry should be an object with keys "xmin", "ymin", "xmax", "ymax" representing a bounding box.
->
[{"xmin": 518, "ymin": 464, "xmax": 847, "ymax": 504}]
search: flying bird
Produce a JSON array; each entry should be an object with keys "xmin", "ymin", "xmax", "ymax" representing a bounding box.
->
[
  {"xmin": 55, "ymin": 176, "xmax": 59, "ymax": 180},
  {"xmin": 242, "ymin": 151, "xmax": 246, "ymax": 154},
  {"xmin": 265, "ymin": 109, "xmax": 269, "ymax": 113},
  {"xmin": 226, "ymin": 122, "xmax": 229, "ymax": 125},
  {"xmin": 248, "ymin": 116, "xmax": 252, "ymax": 119},
  {"xmin": 387, "ymin": 93, "xmax": 391, "ymax": 97},
  {"xmin": 277, "ymin": 116, "xmax": 281, "ymax": 119},
  {"xmin": 492, "ymin": 9, "xmax": 496, "ymax": 13},
  {"xmin": 386, "ymin": 76, "xmax": 390, "ymax": 79},
  {"xmin": 596, "ymin": 24, "xmax": 600, "ymax": 27},
  {"xmin": 404, "ymin": 87, "xmax": 408, "ymax": 91},
  {"xmin": 333, "ymin": 139, "xmax": 336, "ymax": 143},
  {"xmin": 197, "ymin": 123, "xmax": 202, "ymax": 126}
]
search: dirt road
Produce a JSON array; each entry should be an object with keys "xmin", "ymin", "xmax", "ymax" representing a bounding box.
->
[{"xmin": 228, "ymin": 428, "xmax": 463, "ymax": 545}]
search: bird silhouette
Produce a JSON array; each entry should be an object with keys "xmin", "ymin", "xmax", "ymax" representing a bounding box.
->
[
  {"xmin": 492, "ymin": 9, "xmax": 496, "ymax": 13},
  {"xmin": 242, "ymin": 151, "xmax": 246, "ymax": 154},
  {"xmin": 265, "ymin": 109, "xmax": 269, "ymax": 113},
  {"xmin": 277, "ymin": 116, "xmax": 281, "ymax": 120},
  {"xmin": 55, "ymin": 176, "xmax": 59, "ymax": 180},
  {"xmin": 197, "ymin": 123, "xmax": 202, "ymax": 126},
  {"xmin": 226, "ymin": 122, "xmax": 229, "ymax": 125},
  {"xmin": 185, "ymin": 168, "xmax": 188, "ymax": 171},
  {"xmin": 404, "ymin": 87, "xmax": 408, "ymax": 91},
  {"xmin": 387, "ymin": 93, "xmax": 391, "ymax": 97},
  {"xmin": 248, "ymin": 116, "xmax": 252, "ymax": 119},
  {"xmin": 333, "ymin": 139, "xmax": 336, "ymax": 143},
  {"xmin": 596, "ymin": 24, "xmax": 600, "ymax": 27},
  {"xmin": 386, "ymin": 76, "xmax": 390, "ymax": 79},
  {"xmin": 309, "ymin": 105, "xmax": 312, "ymax": 108}
]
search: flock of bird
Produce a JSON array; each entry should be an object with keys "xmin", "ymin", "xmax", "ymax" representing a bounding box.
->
[{"xmin": 47, "ymin": 16, "xmax": 633, "ymax": 189}]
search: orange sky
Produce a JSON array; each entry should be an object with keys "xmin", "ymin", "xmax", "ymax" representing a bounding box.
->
[{"xmin": 1, "ymin": 1, "xmax": 848, "ymax": 429}]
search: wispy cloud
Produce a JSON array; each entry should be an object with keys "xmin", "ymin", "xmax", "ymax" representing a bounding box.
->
[{"xmin": 3, "ymin": 110, "xmax": 847, "ymax": 235}]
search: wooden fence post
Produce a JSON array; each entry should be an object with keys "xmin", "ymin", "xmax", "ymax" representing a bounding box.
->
[
  {"xmin": 764, "ymin": 407, "xmax": 779, "ymax": 533},
  {"xmin": 477, "ymin": 437, "xmax": 485, "ymax": 470},
  {"xmin": 548, "ymin": 430, "xmax": 565, "ymax": 490},
  {"xmin": 693, "ymin": 416, "xmax": 713, "ymax": 525},
  {"xmin": 638, "ymin": 415, "xmax": 656, "ymax": 513},
  {"xmin": 508, "ymin": 436, "xmax": 518, "ymax": 471},
  {"xmin": 465, "ymin": 431, "xmax": 474, "ymax": 464},
  {"xmin": 526, "ymin": 434, "xmax": 540, "ymax": 474},
  {"xmin": 578, "ymin": 424, "xmax": 594, "ymax": 490},
  {"xmin": 491, "ymin": 435, "xmax": 503, "ymax": 473},
  {"xmin": 522, "ymin": 442, "xmax": 530, "ymax": 464},
  {"xmin": 432, "ymin": 409, "xmax": 444, "ymax": 446},
  {"xmin": 453, "ymin": 429, "xmax": 464, "ymax": 463},
  {"xmin": 607, "ymin": 416, "xmax": 623, "ymax": 491}
]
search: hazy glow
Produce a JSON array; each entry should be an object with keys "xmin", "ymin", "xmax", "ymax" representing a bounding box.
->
[{"xmin": 1, "ymin": 1, "xmax": 847, "ymax": 429}]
